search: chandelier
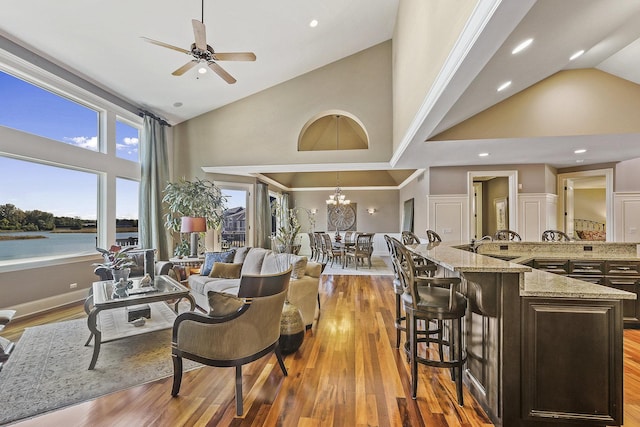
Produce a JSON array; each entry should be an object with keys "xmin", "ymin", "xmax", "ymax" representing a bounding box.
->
[{"xmin": 326, "ymin": 115, "xmax": 350, "ymax": 205}]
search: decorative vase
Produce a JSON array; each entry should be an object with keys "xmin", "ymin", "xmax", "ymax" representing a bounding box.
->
[
  {"xmin": 111, "ymin": 268, "xmax": 131, "ymax": 283},
  {"xmin": 279, "ymin": 300, "xmax": 305, "ymax": 354}
]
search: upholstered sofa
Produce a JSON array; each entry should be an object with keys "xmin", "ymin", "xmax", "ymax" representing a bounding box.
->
[{"xmin": 187, "ymin": 247, "xmax": 321, "ymax": 327}]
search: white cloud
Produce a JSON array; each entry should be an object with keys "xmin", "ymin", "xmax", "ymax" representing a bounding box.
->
[
  {"xmin": 122, "ymin": 137, "xmax": 139, "ymax": 146},
  {"xmin": 64, "ymin": 136, "xmax": 98, "ymax": 150}
]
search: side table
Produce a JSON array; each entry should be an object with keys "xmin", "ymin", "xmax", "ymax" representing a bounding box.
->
[{"xmin": 170, "ymin": 256, "xmax": 204, "ymax": 280}]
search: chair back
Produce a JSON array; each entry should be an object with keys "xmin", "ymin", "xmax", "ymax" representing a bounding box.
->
[
  {"xmin": 426, "ymin": 229, "xmax": 442, "ymax": 243},
  {"xmin": 344, "ymin": 231, "xmax": 354, "ymax": 244},
  {"xmin": 542, "ymin": 230, "xmax": 570, "ymax": 242},
  {"xmin": 237, "ymin": 267, "xmax": 291, "ymax": 298},
  {"xmin": 401, "ymin": 231, "xmax": 420, "ymax": 245},
  {"xmin": 355, "ymin": 233, "xmax": 374, "ymax": 254},
  {"xmin": 494, "ymin": 229, "xmax": 521, "ymax": 241},
  {"xmin": 321, "ymin": 233, "xmax": 334, "ymax": 251}
]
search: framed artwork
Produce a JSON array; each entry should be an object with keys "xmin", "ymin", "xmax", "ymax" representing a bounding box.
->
[
  {"xmin": 402, "ymin": 198, "xmax": 414, "ymax": 232},
  {"xmin": 327, "ymin": 203, "xmax": 357, "ymax": 231},
  {"xmin": 494, "ymin": 197, "xmax": 508, "ymax": 230}
]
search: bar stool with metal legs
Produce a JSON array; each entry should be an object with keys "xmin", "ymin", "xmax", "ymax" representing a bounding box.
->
[{"xmin": 394, "ymin": 244, "xmax": 467, "ymax": 405}]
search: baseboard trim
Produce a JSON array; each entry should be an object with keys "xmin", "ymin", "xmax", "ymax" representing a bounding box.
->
[{"xmin": 8, "ymin": 289, "xmax": 87, "ymax": 320}]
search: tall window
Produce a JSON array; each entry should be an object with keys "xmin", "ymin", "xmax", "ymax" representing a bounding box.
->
[
  {"xmin": 116, "ymin": 119, "xmax": 140, "ymax": 162},
  {"xmin": 0, "ymin": 71, "xmax": 99, "ymax": 151},
  {"xmin": 116, "ymin": 178, "xmax": 139, "ymax": 247},
  {"xmin": 0, "ymin": 64, "xmax": 141, "ymax": 265},
  {"xmin": 0, "ymin": 156, "xmax": 98, "ymax": 261},
  {"xmin": 221, "ymin": 189, "xmax": 247, "ymax": 249}
]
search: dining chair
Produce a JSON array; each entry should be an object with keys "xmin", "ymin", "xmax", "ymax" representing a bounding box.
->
[
  {"xmin": 493, "ymin": 229, "xmax": 521, "ymax": 241},
  {"xmin": 343, "ymin": 233, "xmax": 374, "ymax": 269}
]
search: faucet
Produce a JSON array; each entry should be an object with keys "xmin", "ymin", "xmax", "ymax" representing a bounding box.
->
[{"xmin": 470, "ymin": 235, "xmax": 492, "ymax": 253}]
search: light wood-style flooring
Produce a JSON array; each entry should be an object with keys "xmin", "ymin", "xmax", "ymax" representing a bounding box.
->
[{"xmin": 3, "ymin": 274, "xmax": 640, "ymax": 426}]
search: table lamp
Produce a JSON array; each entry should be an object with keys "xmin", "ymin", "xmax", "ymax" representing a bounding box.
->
[{"xmin": 180, "ymin": 217, "xmax": 207, "ymax": 257}]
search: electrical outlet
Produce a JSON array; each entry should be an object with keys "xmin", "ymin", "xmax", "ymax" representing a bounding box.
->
[{"xmin": 69, "ymin": 282, "xmax": 78, "ymax": 289}]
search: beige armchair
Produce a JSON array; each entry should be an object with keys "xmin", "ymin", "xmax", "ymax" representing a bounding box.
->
[{"xmin": 171, "ymin": 268, "xmax": 292, "ymax": 416}]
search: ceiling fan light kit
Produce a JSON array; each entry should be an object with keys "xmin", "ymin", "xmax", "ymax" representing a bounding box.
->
[{"xmin": 142, "ymin": 0, "xmax": 255, "ymax": 84}]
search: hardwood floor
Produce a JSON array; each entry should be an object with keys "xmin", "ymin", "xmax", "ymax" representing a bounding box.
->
[{"xmin": 3, "ymin": 274, "xmax": 640, "ymax": 426}]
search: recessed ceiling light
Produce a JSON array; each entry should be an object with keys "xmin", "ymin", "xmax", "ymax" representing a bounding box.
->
[
  {"xmin": 512, "ymin": 38, "xmax": 533, "ymax": 54},
  {"xmin": 570, "ymin": 50, "xmax": 585, "ymax": 61},
  {"xmin": 478, "ymin": 152, "xmax": 490, "ymax": 157},
  {"xmin": 574, "ymin": 149, "xmax": 587, "ymax": 154},
  {"xmin": 309, "ymin": 19, "xmax": 318, "ymax": 28},
  {"xmin": 173, "ymin": 102, "xmax": 183, "ymax": 108},
  {"xmin": 576, "ymin": 159, "xmax": 585, "ymax": 163},
  {"xmin": 497, "ymin": 81, "xmax": 512, "ymax": 92},
  {"xmin": 198, "ymin": 67, "xmax": 207, "ymax": 74}
]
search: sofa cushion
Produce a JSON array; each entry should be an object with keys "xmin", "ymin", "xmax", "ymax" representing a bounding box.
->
[
  {"xmin": 209, "ymin": 262, "xmax": 242, "ymax": 279},
  {"xmin": 201, "ymin": 250, "xmax": 236, "ymax": 276},
  {"xmin": 233, "ymin": 247, "xmax": 251, "ymax": 264},
  {"xmin": 260, "ymin": 252, "xmax": 308, "ymax": 277},
  {"xmin": 305, "ymin": 262, "xmax": 323, "ymax": 278},
  {"xmin": 240, "ymin": 248, "xmax": 270, "ymax": 276}
]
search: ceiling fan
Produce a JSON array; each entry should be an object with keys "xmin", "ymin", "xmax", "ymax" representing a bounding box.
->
[{"xmin": 141, "ymin": 1, "xmax": 256, "ymax": 84}]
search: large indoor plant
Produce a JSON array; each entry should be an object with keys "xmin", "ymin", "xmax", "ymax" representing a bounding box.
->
[{"xmin": 163, "ymin": 177, "xmax": 226, "ymax": 257}]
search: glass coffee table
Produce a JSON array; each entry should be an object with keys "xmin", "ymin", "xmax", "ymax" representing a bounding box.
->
[{"xmin": 84, "ymin": 275, "xmax": 195, "ymax": 370}]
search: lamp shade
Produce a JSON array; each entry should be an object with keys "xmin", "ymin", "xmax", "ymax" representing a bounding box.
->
[{"xmin": 180, "ymin": 216, "xmax": 207, "ymax": 233}]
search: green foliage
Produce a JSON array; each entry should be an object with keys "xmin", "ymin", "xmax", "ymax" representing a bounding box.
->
[
  {"xmin": 162, "ymin": 177, "xmax": 227, "ymax": 256},
  {"xmin": 93, "ymin": 245, "xmax": 137, "ymax": 270}
]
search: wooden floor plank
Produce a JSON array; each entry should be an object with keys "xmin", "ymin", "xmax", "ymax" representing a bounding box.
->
[{"xmin": 3, "ymin": 274, "xmax": 640, "ymax": 425}]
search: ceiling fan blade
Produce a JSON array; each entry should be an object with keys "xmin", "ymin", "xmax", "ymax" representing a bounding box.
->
[
  {"xmin": 141, "ymin": 37, "xmax": 190, "ymax": 55},
  {"xmin": 213, "ymin": 52, "xmax": 257, "ymax": 61},
  {"xmin": 208, "ymin": 62, "xmax": 236, "ymax": 84},
  {"xmin": 192, "ymin": 19, "xmax": 207, "ymax": 51},
  {"xmin": 172, "ymin": 60, "xmax": 198, "ymax": 76}
]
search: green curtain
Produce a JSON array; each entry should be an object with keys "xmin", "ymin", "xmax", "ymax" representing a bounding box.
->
[
  {"xmin": 139, "ymin": 114, "xmax": 170, "ymax": 260},
  {"xmin": 255, "ymin": 182, "xmax": 271, "ymax": 249}
]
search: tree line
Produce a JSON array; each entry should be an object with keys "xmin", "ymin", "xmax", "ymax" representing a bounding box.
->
[{"xmin": 0, "ymin": 204, "xmax": 137, "ymax": 231}]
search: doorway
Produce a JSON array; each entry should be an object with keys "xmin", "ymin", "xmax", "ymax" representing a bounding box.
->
[
  {"xmin": 468, "ymin": 171, "xmax": 518, "ymax": 241},
  {"xmin": 557, "ymin": 169, "xmax": 612, "ymax": 241}
]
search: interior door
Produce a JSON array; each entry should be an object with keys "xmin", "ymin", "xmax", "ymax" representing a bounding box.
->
[{"xmin": 564, "ymin": 179, "xmax": 574, "ymax": 237}]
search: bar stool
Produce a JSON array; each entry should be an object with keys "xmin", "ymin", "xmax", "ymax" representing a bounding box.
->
[{"xmin": 394, "ymin": 244, "xmax": 467, "ymax": 405}]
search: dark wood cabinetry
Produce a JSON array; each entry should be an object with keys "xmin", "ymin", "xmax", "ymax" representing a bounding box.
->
[
  {"xmin": 529, "ymin": 258, "xmax": 640, "ymax": 327},
  {"xmin": 522, "ymin": 298, "xmax": 623, "ymax": 425}
]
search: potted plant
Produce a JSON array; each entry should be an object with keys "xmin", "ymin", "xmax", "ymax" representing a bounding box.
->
[
  {"xmin": 93, "ymin": 245, "xmax": 137, "ymax": 283},
  {"xmin": 163, "ymin": 177, "xmax": 227, "ymax": 257}
]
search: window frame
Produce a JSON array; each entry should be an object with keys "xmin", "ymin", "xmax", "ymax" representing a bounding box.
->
[{"xmin": 0, "ymin": 52, "xmax": 142, "ymax": 271}]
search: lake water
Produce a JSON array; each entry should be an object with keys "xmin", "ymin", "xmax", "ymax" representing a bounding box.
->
[{"xmin": 0, "ymin": 231, "xmax": 138, "ymax": 261}]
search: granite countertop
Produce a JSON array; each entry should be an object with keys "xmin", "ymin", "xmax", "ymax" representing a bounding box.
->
[{"xmin": 407, "ymin": 242, "xmax": 636, "ymax": 300}]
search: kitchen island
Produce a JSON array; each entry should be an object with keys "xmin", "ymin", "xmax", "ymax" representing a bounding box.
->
[{"xmin": 407, "ymin": 241, "xmax": 636, "ymax": 427}]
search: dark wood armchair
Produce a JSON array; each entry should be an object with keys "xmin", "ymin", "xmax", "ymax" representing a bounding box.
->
[{"xmin": 171, "ymin": 268, "xmax": 292, "ymax": 416}]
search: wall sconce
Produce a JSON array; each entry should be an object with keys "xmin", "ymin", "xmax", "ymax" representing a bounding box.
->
[
  {"xmin": 367, "ymin": 208, "xmax": 376, "ymax": 215},
  {"xmin": 310, "ymin": 208, "xmax": 318, "ymax": 215}
]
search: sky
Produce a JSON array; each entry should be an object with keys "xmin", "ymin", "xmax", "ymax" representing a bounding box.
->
[{"xmin": 0, "ymin": 71, "xmax": 244, "ymax": 220}]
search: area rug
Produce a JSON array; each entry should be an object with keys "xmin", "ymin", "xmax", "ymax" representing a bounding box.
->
[
  {"xmin": 0, "ymin": 308, "xmax": 202, "ymax": 425},
  {"xmin": 321, "ymin": 255, "xmax": 393, "ymax": 276}
]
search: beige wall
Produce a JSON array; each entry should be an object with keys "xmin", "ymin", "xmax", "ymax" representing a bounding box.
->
[
  {"xmin": 574, "ymin": 189, "xmax": 606, "ymax": 223},
  {"xmin": 432, "ymin": 69, "xmax": 640, "ymax": 140},
  {"xmin": 429, "ymin": 164, "xmax": 553, "ymax": 195},
  {"xmin": 615, "ymin": 158, "xmax": 640, "ymax": 192},
  {"xmin": 483, "ymin": 177, "xmax": 509, "ymax": 236},
  {"xmin": 0, "ymin": 258, "xmax": 98, "ymax": 313},
  {"xmin": 392, "ymin": 0, "xmax": 478, "ymax": 151},
  {"xmin": 173, "ymin": 41, "xmax": 393, "ymax": 180},
  {"xmin": 290, "ymin": 190, "xmax": 399, "ymax": 235},
  {"xmin": 399, "ymin": 171, "xmax": 429, "ymax": 237}
]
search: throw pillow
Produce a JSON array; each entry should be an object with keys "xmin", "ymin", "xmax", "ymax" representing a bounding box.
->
[
  {"xmin": 209, "ymin": 262, "xmax": 242, "ymax": 279},
  {"xmin": 201, "ymin": 250, "xmax": 236, "ymax": 276},
  {"xmin": 207, "ymin": 291, "xmax": 244, "ymax": 319},
  {"xmin": 290, "ymin": 255, "xmax": 308, "ymax": 279}
]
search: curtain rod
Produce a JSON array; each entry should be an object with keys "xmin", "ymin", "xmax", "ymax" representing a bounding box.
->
[{"xmin": 138, "ymin": 110, "xmax": 171, "ymax": 127}]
